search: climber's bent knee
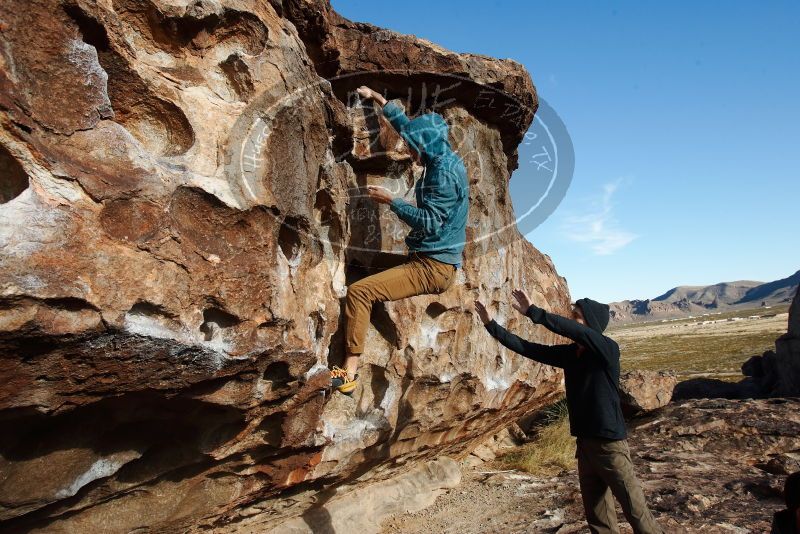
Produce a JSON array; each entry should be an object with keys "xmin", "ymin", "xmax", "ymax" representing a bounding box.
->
[
  {"xmin": 346, "ymin": 280, "xmax": 371, "ymax": 301},
  {"xmin": 346, "ymin": 259, "xmax": 432, "ymax": 307}
]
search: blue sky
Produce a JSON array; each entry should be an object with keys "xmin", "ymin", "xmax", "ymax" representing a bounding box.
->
[{"xmin": 332, "ymin": 0, "xmax": 800, "ymax": 302}]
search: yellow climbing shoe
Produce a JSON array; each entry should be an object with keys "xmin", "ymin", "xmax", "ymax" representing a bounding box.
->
[{"xmin": 330, "ymin": 366, "xmax": 358, "ymax": 395}]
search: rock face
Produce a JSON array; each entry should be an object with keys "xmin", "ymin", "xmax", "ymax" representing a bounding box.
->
[
  {"xmin": 0, "ymin": 0, "xmax": 570, "ymax": 532},
  {"xmin": 619, "ymin": 370, "xmax": 677, "ymax": 416}
]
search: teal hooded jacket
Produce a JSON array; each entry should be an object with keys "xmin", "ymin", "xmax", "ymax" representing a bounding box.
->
[{"xmin": 382, "ymin": 101, "xmax": 469, "ymax": 267}]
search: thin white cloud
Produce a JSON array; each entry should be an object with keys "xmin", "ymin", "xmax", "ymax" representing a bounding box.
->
[{"xmin": 561, "ymin": 180, "xmax": 638, "ymax": 255}]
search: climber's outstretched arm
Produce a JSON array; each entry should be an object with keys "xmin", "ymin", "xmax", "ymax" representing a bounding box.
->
[
  {"xmin": 357, "ymin": 85, "xmax": 388, "ymax": 107},
  {"xmin": 356, "ymin": 86, "xmax": 411, "ymax": 147},
  {"xmin": 357, "ymin": 85, "xmax": 407, "ymax": 208}
]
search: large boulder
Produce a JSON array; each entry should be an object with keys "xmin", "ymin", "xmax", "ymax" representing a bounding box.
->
[
  {"xmin": 619, "ymin": 370, "xmax": 677, "ymax": 416},
  {"xmin": 672, "ymin": 376, "xmax": 763, "ymax": 401},
  {"xmin": 0, "ymin": 0, "xmax": 570, "ymax": 532},
  {"xmin": 789, "ymin": 284, "xmax": 800, "ymax": 337}
]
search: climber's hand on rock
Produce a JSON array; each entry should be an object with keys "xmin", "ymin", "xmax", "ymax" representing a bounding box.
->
[
  {"xmin": 366, "ymin": 185, "xmax": 394, "ymax": 204},
  {"xmin": 474, "ymin": 300, "xmax": 492, "ymax": 325},
  {"xmin": 356, "ymin": 86, "xmax": 387, "ymax": 106},
  {"xmin": 356, "ymin": 85, "xmax": 374, "ymax": 100},
  {"xmin": 511, "ymin": 289, "xmax": 532, "ymax": 314}
]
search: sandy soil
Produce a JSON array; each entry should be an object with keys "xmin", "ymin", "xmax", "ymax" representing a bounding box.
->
[
  {"xmin": 609, "ymin": 311, "xmax": 789, "ymax": 380},
  {"xmin": 380, "ymin": 465, "xmax": 685, "ymax": 534},
  {"xmin": 610, "ymin": 313, "xmax": 789, "ymax": 341},
  {"xmin": 380, "ymin": 466, "xmax": 586, "ymax": 534}
]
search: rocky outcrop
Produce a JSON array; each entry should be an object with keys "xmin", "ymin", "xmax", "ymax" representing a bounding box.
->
[
  {"xmin": 746, "ymin": 285, "xmax": 800, "ymax": 396},
  {"xmin": 609, "ymin": 271, "xmax": 800, "ymax": 323},
  {"xmin": 250, "ymin": 457, "xmax": 463, "ymax": 534},
  {"xmin": 619, "ymin": 370, "xmax": 677, "ymax": 416},
  {"xmin": 0, "ymin": 0, "xmax": 570, "ymax": 532},
  {"xmin": 627, "ymin": 398, "xmax": 799, "ymax": 531},
  {"xmin": 674, "ymin": 286, "xmax": 800, "ymax": 401},
  {"xmin": 672, "ymin": 376, "xmax": 763, "ymax": 401}
]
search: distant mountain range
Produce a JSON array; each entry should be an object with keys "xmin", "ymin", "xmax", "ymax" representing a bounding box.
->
[{"xmin": 609, "ymin": 270, "xmax": 800, "ymax": 323}]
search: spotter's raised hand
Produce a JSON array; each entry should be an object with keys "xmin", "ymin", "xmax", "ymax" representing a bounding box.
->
[
  {"xmin": 474, "ymin": 299, "xmax": 492, "ymax": 325},
  {"xmin": 511, "ymin": 289, "xmax": 533, "ymax": 314}
]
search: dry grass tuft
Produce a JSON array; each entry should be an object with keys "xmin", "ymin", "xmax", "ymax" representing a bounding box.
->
[{"xmin": 499, "ymin": 399, "xmax": 575, "ymax": 476}]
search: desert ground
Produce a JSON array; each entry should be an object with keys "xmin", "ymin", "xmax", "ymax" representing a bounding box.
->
[{"xmin": 611, "ymin": 306, "xmax": 790, "ymax": 380}]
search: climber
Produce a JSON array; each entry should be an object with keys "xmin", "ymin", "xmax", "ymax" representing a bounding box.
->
[
  {"xmin": 329, "ymin": 85, "xmax": 469, "ymax": 395},
  {"xmin": 474, "ymin": 291, "xmax": 664, "ymax": 534}
]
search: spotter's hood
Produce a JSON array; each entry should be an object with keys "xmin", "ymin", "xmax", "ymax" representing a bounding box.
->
[{"xmin": 575, "ymin": 298, "xmax": 610, "ymax": 333}]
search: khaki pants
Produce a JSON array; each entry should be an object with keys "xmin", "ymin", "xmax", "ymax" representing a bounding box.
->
[
  {"xmin": 576, "ymin": 437, "xmax": 663, "ymax": 534},
  {"xmin": 344, "ymin": 251, "xmax": 457, "ymax": 355}
]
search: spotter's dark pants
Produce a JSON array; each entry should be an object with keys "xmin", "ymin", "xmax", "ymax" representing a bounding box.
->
[{"xmin": 576, "ymin": 437, "xmax": 664, "ymax": 534}]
